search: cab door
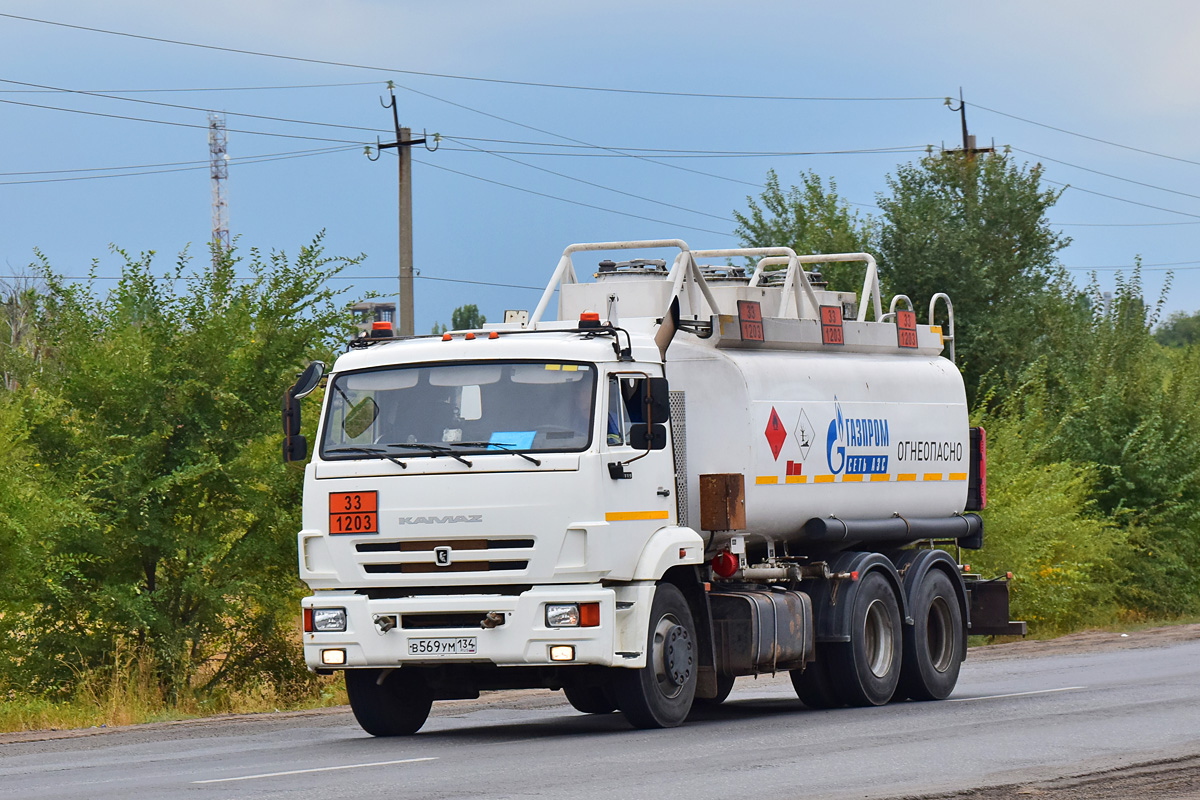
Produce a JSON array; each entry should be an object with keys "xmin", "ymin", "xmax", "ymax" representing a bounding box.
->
[{"xmin": 600, "ymin": 370, "xmax": 677, "ymax": 542}]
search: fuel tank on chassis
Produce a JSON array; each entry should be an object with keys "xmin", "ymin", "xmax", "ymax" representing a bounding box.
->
[{"xmin": 667, "ymin": 339, "xmax": 969, "ymax": 550}]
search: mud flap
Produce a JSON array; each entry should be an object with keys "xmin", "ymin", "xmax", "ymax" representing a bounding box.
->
[{"xmin": 967, "ymin": 578, "xmax": 1027, "ymax": 636}]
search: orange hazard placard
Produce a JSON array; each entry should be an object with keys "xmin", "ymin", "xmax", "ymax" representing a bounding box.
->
[
  {"xmin": 329, "ymin": 491, "xmax": 378, "ymax": 535},
  {"xmin": 896, "ymin": 309, "xmax": 918, "ymax": 349},
  {"xmin": 737, "ymin": 300, "xmax": 764, "ymax": 342},
  {"xmin": 820, "ymin": 305, "xmax": 844, "ymax": 346}
]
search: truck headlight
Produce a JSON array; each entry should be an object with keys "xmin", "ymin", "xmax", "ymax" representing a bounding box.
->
[
  {"xmin": 545, "ymin": 603, "xmax": 600, "ymax": 628},
  {"xmin": 546, "ymin": 604, "xmax": 580, "ymax": 628},
  {"xmin": 312, "ymin": 608, "xmax": 347, "ymax": 632}
]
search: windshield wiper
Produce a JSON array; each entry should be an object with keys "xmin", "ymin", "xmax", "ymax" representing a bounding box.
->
[
  {"xmin": 452, "ymin": 442, "xmax": 542, "ymax": 466},
  {"xmin": 385, "ymin": 443, "xmax": 473, "ymax": 468},
  {"xmin": 324, "ymin": 446, "xmax": 408, "ymax": 469}
]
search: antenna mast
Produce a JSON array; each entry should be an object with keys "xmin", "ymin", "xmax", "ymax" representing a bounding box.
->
[{"xmin": 208, "ymin": 112, "xmax": 230, "ymax": 267}]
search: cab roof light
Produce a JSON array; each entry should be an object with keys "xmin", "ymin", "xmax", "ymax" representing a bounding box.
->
[
  {"xmin": 488, "ymin": 331, "xmax": 499, "ymax": 340},
  {"xmin": 442, "ymin": 332, "xmax": 452, "ymax": 341},
  {"xmin": 465, "ymin": 332, "xmax": 476, "ymax": 340},
  {"xmin": 579, "ymin": 311, "xmax": 602, "ymax": 329}
]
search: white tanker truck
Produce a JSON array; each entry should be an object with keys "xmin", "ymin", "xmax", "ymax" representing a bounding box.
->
[{"xmin": 284, "ymin": 240, "xmax": 1023, "ymax": 736}]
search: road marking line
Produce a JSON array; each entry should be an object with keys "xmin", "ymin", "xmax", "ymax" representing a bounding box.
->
[
  {"xmin": 193, "ymin": 757, "xmax": 438, "ymax": 784},
  {"xmin": 949, "ymin": 686, "xmax": 1086, "ymax": 702}
]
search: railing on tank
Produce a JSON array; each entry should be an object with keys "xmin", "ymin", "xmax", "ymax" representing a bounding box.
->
[
  {"xmin": 529, "ymin": 240, "xmax": 888, "ymax": 326},
  {"xmin": 695, "ymin": 248, "xmax": 885, "ymax": 322},
  {"xmin": 529, "ymin": 239, "xmax": 722, "ymax": 326},
  {"xmin": 929, "ymin": 293, "xmax": 956, "ymax": 362}
]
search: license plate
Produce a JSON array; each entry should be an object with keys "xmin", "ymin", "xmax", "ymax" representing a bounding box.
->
[{"xmin": 408, "ymin": 637, "xmax": 477, "ymax": 656}]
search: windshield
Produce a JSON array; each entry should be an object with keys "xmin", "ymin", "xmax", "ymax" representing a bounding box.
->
[{"xmin": 320, "ymin": 361, "xmax": 596, "ymax": 458}]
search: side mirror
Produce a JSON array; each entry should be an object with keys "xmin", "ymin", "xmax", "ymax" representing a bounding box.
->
[
  {"xmin": 640, "ymin": 377, "xmax": 670, "ymax": 424},
  {"xmin": 282, "ymin": 361, "xmax": 326, "ymax": 464},
  {"xmin": 282, "ymin": 434, "xmax": 308, "ymax": 463},
  {"xmin": 629, "ymin": 423, "xmax": 667, "ymax": 451},
  {"xmin": 292, "ymin": 361, "xmax": 326, "ymax": 399}
]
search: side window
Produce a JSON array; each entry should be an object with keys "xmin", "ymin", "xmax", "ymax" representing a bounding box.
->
[{"xmin": 607, "ymin": 376, "xmax": 630, "ymax": 446}]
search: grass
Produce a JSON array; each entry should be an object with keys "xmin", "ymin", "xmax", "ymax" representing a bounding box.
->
[{"xmin": 0, "ymin": 659, "xmax": 347, "ymax": 735}]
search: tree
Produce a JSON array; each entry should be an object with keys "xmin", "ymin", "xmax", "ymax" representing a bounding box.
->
[
  {"xmin": 733, "ymin": 169, "xmax": 875, "ymax": 291},
  {"xmin": 876, "ymin": 152, "xmax": 1074, "ymax": 402},
  {"xmin": 451, "ymin": 304, "xmax": 486, "ymax": 330},
  {"xmin": 432, "ymin": 304, "xmax": 487, "ymax": 333},
  {"xmin": 1155, "ymin": 309, "xmax": 1200, "ymax": 347},
  {"xmin": 2, "ymin": 235, "xmax": 360, "ymax": 700}
]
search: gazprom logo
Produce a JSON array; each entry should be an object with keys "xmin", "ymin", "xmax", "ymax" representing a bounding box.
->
[
  {"xmin": 826, "ymin": 401, "xmax": 846, "ymax": 474},
  {"xmin": 825, "ymin": 399, "xmax": 890, "ymax": 475}
]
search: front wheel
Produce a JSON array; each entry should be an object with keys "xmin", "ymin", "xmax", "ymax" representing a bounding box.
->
[
  {"xmin": 611, "ymin": 583, "xmax": 697, "ymax": 728},
  {"xmin": 345, "ymin": 668, "xmax": 433, "ymax": 736}
]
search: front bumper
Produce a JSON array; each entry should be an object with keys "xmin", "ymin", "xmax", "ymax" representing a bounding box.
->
[{"xmin": 302, "ymin": 585, "xmax": 620, "ymax": 669}]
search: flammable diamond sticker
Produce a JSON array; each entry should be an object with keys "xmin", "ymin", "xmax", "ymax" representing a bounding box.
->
[
  {"xmin": 793, "ymin": 408, "xmax": 814, "ymax": 463},
  {"xmin": 764, "ymin": 407, "xmax": 787, "ymax": 460}
]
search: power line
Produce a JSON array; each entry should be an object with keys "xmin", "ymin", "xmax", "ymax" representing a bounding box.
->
[
  {"xmin": 0, "ymin": 146, "xmax": 359, "ymax": 186},
  {"xmin": 974, "ymin": 102, "xmax": 1200, "ymax": 168},
  {"xmin": 0, "ymin": 77, "xmax": 390, "ymax": 135},
  {"xmin": 450, "ymin": 139, "xmax": 735, "ymax": 223},
  {"xmin": 436, "ymin": 146, "xmax": 928, "ymax": 159},
  {"xmin": 1053, "ymin": 220, "xmax": 1200, "ymax": 228},
  {"xmin": 0, "ymin": 95, "xmax": 365, "ymax": 144},
  {"xmin": 0, "ymin": 145, "xmax": 352, "ymax": 177},
  {"xmin": 1063, "ymin": 261, "xmax": 1200, "ymax": 272},
  {"xmin": 442, "ymin": 136, "xmax": 930, "ymax": 156},
  {"xmin": 0, "ymin": 80, "xmax": 379, "ymax": 94},
  {"xmin": 0, "ymin": 12, "xmax": 945, "ymax": 103},
  {"xmin": 1045, "ymin": 179, "xmax": 1200, "ymax": 220},
  {"xmin": 0, "ymin": 273, "xmax": 548, "ymax": 289},
  {"xmin": 1014, "ymin": 146, "xmax": 1200, "ymax": 203},
  {"xmin": 409, "ymin": 154, "xmax": 734, "ymax": 237}
]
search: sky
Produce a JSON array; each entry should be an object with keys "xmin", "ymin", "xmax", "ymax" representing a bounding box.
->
[{"xmin": 2, "ymin": 1, "xmax": 1199, "ymax": 333}]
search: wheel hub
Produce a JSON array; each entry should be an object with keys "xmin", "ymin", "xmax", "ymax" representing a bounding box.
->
[{"xmin": 664, "ymin": 624, "xmax": 693, "ymax": 686}]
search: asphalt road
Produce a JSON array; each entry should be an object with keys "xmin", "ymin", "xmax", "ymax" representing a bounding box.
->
[{"xmin": 4, "ymin": 634, "xmax": 1200, "ymax": 800}]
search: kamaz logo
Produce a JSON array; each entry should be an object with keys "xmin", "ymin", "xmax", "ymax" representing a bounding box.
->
[{"xmin": 398, "ymin": 515, "xmax": 483, "ymax": 525}]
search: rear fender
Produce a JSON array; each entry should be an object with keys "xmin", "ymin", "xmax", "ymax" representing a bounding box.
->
[
  {"xmin": 805, "ymin": 552, "xmax": 908, "ymax": 643},
  {"xmin": 891, "ymin": 549, "xmax": 969, "ymax": 660}
]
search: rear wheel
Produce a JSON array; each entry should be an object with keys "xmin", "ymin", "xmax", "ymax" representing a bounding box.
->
[
  {"xmin": 345, "ymin": 668, "xmax": 433, "ymax": 736},
  {"xmin": 899, "ymin": 569, "xmax": 964, "ymax": 701},
  {"xmin": 828, "ymin": 570, "xmax": 902, "ymax": 707},
  {"xmin": 611, "ymin": 583, "xmax": 697, "ymax": 728},
  {"xmin": 790, "ymin": 646, "xmax": 843, "ymax": 709},
  {"xmin": 563, "ymin": 682, "xmax": 617, "ymax": 714}
]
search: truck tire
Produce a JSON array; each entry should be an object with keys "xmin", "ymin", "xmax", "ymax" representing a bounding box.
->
[
  {"xmin": 345, "ymin": 668, "xmax": 433, "ymax": 736},
  {"xmin": 611, "ymin": 583, "xmax": 697, "ymax": 728},
  {"xmin": 899, "ymin": 569, "xmax": 964, "ymax": 701},
  {"xmin": 790, "ymin": 646, "xmax": 843, "ymax": 709},
  {"xmin": 693, "ymin": 674, "xmax": 735, "ymax": 707},
  {"xmin": 829, "ymin": 571, "xmax": 902, "ymax": 706},
  {"xmin": 563, "ymin": 683, "xmax": 617, "ymax": 714}
]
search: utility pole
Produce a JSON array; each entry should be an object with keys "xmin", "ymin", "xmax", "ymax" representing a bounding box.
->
[
  {"xmin": 208, "ymin": 112, "xmax": 230, "ymax": 270},
  {"xmin": 369, "ymin": 82, "xmax": 437, "ymax": 336},
  {"xmin": 944, "ymin": 88, "xmax": 995, "ymax": 159}
]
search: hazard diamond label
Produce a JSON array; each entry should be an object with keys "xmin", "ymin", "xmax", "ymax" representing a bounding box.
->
[{"xmin": 765, "ymin": 407, "xmax": 787, "ymax": 460}]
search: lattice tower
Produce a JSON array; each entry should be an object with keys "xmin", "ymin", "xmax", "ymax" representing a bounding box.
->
[{"xmin": 208, "ymin": 113, "xmax": 230, "ymax": 263}]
